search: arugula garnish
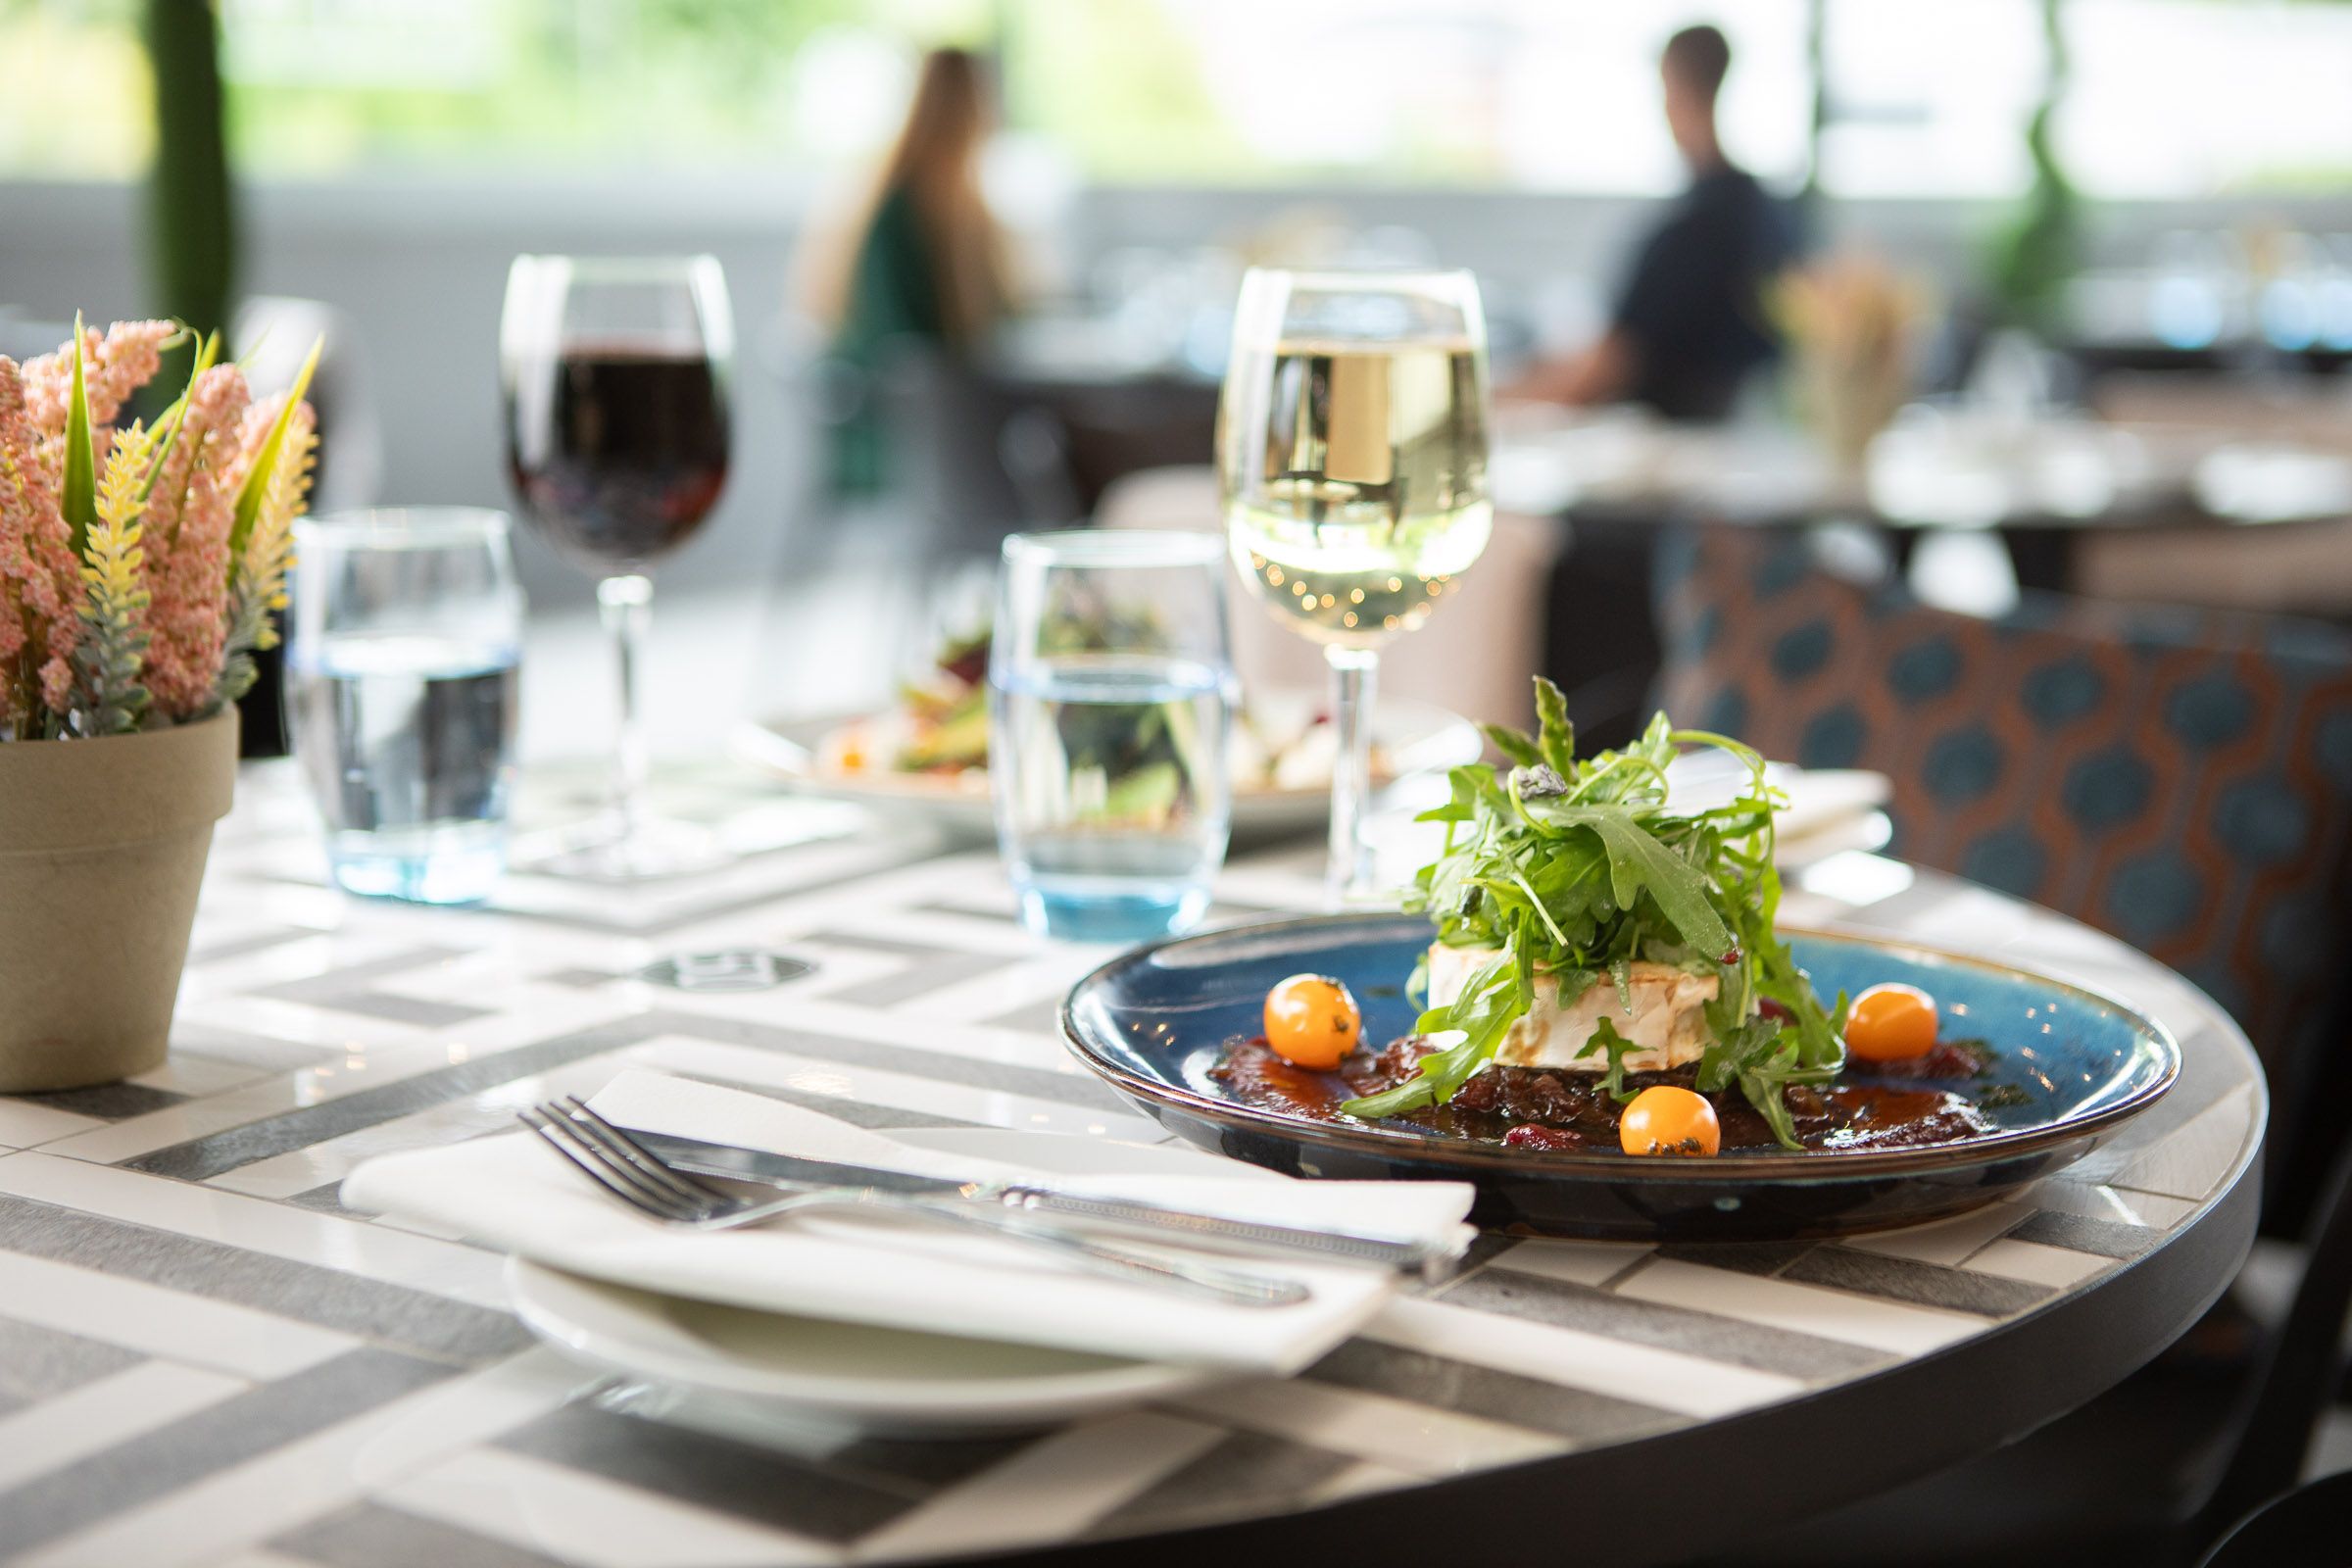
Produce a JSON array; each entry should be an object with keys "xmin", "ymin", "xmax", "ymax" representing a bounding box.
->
[
  {"xmin": 1337, "ymin": 679, "xmax": 1848, "ymax": 1149},
  {"xmin": 1574, "ymin": 1016, "xmax": 1642, "ymax": 1104}
]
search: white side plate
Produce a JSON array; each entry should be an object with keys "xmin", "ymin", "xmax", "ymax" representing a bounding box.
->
[{"xmin": 507, "ymin": 1256, "xmax": 1227, "ymax": 1439}]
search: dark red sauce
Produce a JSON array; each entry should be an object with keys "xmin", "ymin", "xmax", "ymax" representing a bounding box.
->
[{"xmin": 1209, "ymin": 1035, "xmax": 1998, "ymax": 1153}]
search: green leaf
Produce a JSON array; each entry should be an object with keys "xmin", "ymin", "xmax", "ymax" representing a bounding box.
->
[
  {"xmin": 226, "ymin": 336, "xmax": 321, "ymax": 568},
  {"xmin": 136, "ymin": 329, "xmax": 221, "ymax": 506},
  {"xmin": 1534, "ymin": 676, "xmax": 1576, "ymax": 776},
  {"xmin": 62, "ymin": 314, "xmax": 97, "ymax": 555},
  {"xmin": 1509, "ymin": 865, "xmax": 1571, "ymax": 950},
  {"xmin": 1696, "ymin": 1014, "xmax": 1774, "ymax": 1091},
  {"xmin": 1341, "ymin": 925, "xmax": 1531, "ymax": 1119},
  {"xmin": 1572, "ymin": 1014, "xmax": 1642, "ymax": 1103},
  {"xmin": 1481, "ymin": 722, "xmax": 1542, "ymax": 769},
  {"xmin": 1525, "ymin": 802, "xmax": 1738, "ymax": 962},
  {"xmin": 1412, "ymin": 764, "xmax": 1484, "ymax": 825},
  {"xmin": 1741, "ymin": 1057, "xmax": 1802, "ymax": 1149}
]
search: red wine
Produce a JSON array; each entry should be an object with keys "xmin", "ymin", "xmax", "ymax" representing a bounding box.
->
[{"xmin": 508, "ymin": 341, "xmax": 729, "ymax": 569}]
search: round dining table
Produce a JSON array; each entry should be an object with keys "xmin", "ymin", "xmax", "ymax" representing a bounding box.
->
[{"xmin": 0, "ymin": 764, "xmax": 2262, "ymax": 1568}]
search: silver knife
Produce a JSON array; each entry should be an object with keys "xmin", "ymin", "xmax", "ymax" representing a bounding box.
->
[{"xmin": 622, "ymin": 1128, "xmax": 1463, "ymax": 1276}]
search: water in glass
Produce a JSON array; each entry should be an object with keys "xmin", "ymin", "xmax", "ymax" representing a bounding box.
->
[
  {"xmin": 289, "ymin": 508, "xmax": 524, "ymax": 906},
  {"xmin": 290, "ymin": 633, "xmax": 519, "ymax": 905},
  {"xmin": 988, "ymin": 530, "xmax": 1234, "ymax": 944},
  {"xmin": 992, "ymin": 654, "xmax": 1230, "ymax": 942}
]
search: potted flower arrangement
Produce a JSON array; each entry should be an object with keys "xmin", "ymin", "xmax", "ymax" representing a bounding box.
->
[
  {"xmin": 1, "ymin": 318, "xmax": 317, "ymax": 1091},
  {"xmin": 1771, "ymin": 253, "xmax": 1926, "ymax": 479}
]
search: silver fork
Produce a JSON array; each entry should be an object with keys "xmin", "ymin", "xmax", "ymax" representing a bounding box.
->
[{"xmin": 518, "ymin": 1099, "xmax": 1309, "ymax": 1309}]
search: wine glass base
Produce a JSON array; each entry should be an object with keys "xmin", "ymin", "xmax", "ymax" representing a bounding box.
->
[{"xmin": 534, "ymin": 817, "xmax": 730, "ymax": 883}]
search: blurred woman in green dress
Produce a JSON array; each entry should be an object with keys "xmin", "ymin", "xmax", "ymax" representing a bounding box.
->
[{"xmin": 803, "ymin": 48, "xmax": 1013, "ymax": 496}]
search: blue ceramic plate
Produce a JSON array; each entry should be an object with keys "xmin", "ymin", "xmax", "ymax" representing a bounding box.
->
[{"xmin": 1060, "ymin": 914, "xmax": 2180, "ymax": 1240}]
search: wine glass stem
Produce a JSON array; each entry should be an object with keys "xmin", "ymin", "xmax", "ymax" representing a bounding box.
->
[
  {"xmin": 597, "ymin": 572, "xmax": 654, "ymax": 851},
  {"xmin": 1325, "ymin": 644, "xmax": 1379, "ymax": 904}
]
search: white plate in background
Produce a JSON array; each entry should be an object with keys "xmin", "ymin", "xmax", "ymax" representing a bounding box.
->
[{"xmin": 732, "ymin": 689, "xmax": 1483, "ymax": 841}]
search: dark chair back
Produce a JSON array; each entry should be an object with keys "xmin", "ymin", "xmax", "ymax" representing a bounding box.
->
[
  {"xmin": 2197, "ymin": 1468, "xmax": 2352, "ymax": 1568},
  {"xmin": 228, "ymin": 296, "xmax": 385, "ymax": 760},
  {"xmin": 2194, "ymin": 1139, "xmax": 2352, "ymax": 1545},
  {"xmin": 868, "ymin": 343, "xmax": 1077, "ymax": 564},
  {"xmin": 1654, "ymin": 525, "xmax": 2352, "ymax": 1208}
]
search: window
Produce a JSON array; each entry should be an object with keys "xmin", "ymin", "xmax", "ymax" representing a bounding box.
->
[
  {"xmin": 1006, "ymin": 0, "xmax": 1811, "ymax": 191},
  {"xmin": 0, "ymin": 0, "xmax": 153, "ymax": 178},
  {"xmin": 1, "ymin": 0, "xmax": 2346, "ymax": 199},
  {"xmin": 1816, "ymin": 0, "xmax": 2044, "ymax": 198},
  {"xmin": 2061, "ymin": 0, "xmax": 2352, "ymax": 198}
]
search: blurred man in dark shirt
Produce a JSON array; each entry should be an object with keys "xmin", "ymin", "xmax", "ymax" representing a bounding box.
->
[{"xmin": 1517, "ymin": 24, "xmax": 1795, "ymax": 421}]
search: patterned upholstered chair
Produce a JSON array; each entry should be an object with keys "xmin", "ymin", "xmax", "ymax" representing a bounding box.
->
[{"xmin": 1654, "ymin": 525, "xmax": 2352, "ymax": 1199}]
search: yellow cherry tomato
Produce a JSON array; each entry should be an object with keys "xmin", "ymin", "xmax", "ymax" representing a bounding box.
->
[
  {"xmin": 1619, "ymin": 1086, "xmax": 1722, "ymax": 1157},
  {"xmin": 1845, "ymin": 982, "xmax": 1939, "ymax": 1062},
  {"xmin": 1263, "ymin": 974, "xmax": 1361, "ymax": 1069}
]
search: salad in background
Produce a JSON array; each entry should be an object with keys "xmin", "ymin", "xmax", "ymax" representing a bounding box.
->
[{"xmin": 815, "ymin": 625, "xmax": 1391, "ymax": 794}]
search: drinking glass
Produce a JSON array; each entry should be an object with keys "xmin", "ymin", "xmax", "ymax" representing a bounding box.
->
[
  {"xmin": 501, "ymin": 253, "xmax": 733, "ymax": 878},
  {"xmin": 1217, "ymin": 268, "xmax": 1492, "ymax": 903},
  {"xmin": 989, "ymin": 531, "xmax": 1235, "ymax": 943},
  {"xmin": 288, "ymin": 509, "xmax": 524, "ymax": 905}
]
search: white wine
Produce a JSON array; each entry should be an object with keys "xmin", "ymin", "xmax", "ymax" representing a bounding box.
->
[
  {"xmin": 1217, "ymin": 270, "xmax": 1491, "ymax": 900},
  {"xmin": 1221, "ymin": 339, "xmax": 1491, "ymax": 650}
]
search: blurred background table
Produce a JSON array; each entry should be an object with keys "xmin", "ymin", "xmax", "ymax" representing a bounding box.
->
[{"xmin": 1492, "ymin": 403, "xmax": 2352, "ymax": 589}]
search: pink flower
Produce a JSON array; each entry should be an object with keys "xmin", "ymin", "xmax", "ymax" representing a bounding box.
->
[
  {"xmin": 0, "ymin": 358, "xmax": 83, "ymax": 719},
  {"xmin": 20, "ymin": 319, "xmax": 173, "ymax": 437},
  {"xmin": 3, "ymin": 319, "xmax": 319, "ymax": 733},
  {"xmin": 142, "ymin": 365, "xmax": 250, "ymax": 718}
]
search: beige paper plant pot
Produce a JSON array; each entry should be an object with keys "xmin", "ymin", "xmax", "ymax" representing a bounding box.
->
[{"xmin": 0, "ymin": 708, "xmax": 237, "ymax": 1092}]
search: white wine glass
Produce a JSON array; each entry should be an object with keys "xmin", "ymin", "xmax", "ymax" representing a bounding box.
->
[{"xmin": 1217, "ymin": 269, "xmax": 1492, "ymax": 903}]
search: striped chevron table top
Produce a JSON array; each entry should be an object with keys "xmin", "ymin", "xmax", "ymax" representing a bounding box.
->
[{"xmin": 0, "ymin": 763, "xmax": 2264, "ymax": 1568}]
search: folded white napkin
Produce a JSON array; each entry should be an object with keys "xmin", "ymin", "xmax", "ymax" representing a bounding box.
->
[
  {"xmin": 1772, "ymin": 768, "xmax": 1893, "ymax": 841},
  {"xmin": 1664, "ymin": 758, "xmax": 1891, "ymax": 841},
  {"xmin": 344, "ymin": 1070, "xmax": 1477, "ymax": 1375}
]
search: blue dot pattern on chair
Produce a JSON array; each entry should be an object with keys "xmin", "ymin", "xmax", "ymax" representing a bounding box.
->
[{"xmin": 1653, "ymin": 525, "xmax": 2352, "ymax": 1093}]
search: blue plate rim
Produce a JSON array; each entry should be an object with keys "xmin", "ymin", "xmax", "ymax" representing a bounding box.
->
[{"xmin": 1058, "ymin": 911, "xmax": 2183, "ymax": 1182}]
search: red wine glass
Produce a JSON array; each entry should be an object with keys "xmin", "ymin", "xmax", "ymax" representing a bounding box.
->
[{"xmin": 502, "ymin": 254, "xmax": 733, "ymax": 879}]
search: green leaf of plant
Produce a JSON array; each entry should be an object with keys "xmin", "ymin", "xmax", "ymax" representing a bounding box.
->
[
  {"xmin": 226, "ymin": 335, "xmax": 321, "ymax": 568},
  {"xmin": 1412, "ymin": 764, "xmax": 1483, "ymax": 824},
  {"xmin": 1341, "ymin": 925, "xmax": 1531, "ymax": 1119},
  {"xmin": 1509, "ymin": 865, "xmax": 1571, "ymax": 950},
  {"xmin": 1741, "ymin": 1061, "xmax": 1802, "ymax": 1149},
  {"xmin": 1524, "ymin": 802, "xmax": 1737, "ymax": 962},
  {"xmin": 1482, "ymin": 722, "xmax": 1542, "ymax": 769},
  {"xmin": 62, "ymin": 314, "xmax": 97, "ymax": 555},
  {"xmin": 1534, "ymin": 676, "xmax": 1576, "ymax": 775},
  {"xmin": 136, "ymin": 329, "xmax": 221, "ymax": 506},
  {"xmin": 1572, "ymin": 1014, "xmax": 1642, "ymax": 1103}
]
